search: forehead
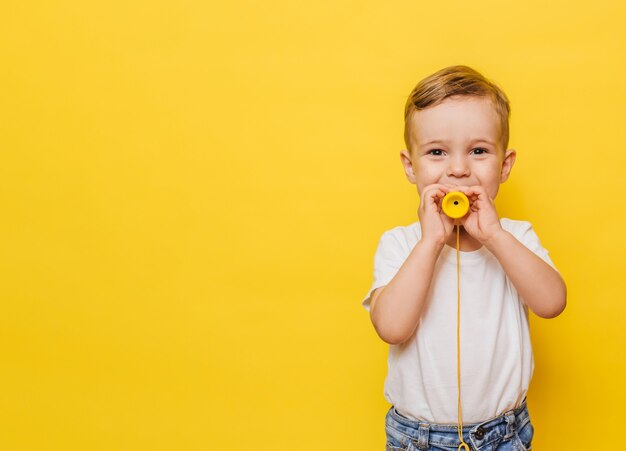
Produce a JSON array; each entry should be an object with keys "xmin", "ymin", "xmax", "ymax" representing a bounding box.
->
[{"xmin": 408, "ymin": 96, "xmax": 502, "ymax": 148}]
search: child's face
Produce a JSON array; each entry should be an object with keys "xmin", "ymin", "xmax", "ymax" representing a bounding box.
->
[{"xmin": 400, "ymin": 95, "xmax": 516, "ymax": 200}]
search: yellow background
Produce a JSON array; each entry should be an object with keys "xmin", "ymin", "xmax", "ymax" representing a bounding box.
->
[{"xmin": 1, "ymin": 1, "xmax": 625, "ymax": 449}]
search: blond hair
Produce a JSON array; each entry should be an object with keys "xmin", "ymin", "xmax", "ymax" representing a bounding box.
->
[{"xmin": 404, "ymin": 65, "xmax": 511, "ymax": 153}]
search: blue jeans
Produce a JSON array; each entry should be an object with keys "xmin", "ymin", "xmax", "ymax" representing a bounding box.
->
[{"xmin": 385, "ymin": 399, "xmax": 534, "ymax": 450}]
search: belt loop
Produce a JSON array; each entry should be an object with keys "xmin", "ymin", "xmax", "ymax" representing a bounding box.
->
[
  {"xmin": 504, "ymin": 411, "xmax": 516, "ymax": 439},
  {"xmin": 417, "ymin": 423, "xmax": 430, "ymax": 450}
]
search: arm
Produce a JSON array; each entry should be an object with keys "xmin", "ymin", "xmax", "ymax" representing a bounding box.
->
[
  {"xmin": 369, "ymin": 184, "xmax": 456, "ymax": 345},
  {"xmin": 369, "ymin": 238, "xmax": 444, "ymax": 345},
  {"xmin": 458, "ymin": 185, "xmax": 567, "ymax": 318},
  {"xmin": 484, "ymin": 230, "xmax": 566, "ymax": 318},
  {"xmin": 370, "ymin": 184, "xmax": 454, "ymax": 344}
]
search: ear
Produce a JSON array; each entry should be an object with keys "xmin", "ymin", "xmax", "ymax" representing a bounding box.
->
[
  {"xmin": 400, "ymin": 149, "xmax": 417, "ymax": 184},
  {"xmin": 500, "ymin": 148, "xmax": 516, "ymax": 183}
]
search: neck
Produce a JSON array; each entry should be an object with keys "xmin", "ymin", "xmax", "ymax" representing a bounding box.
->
[{"xmin": 446, "ymin": 226, "xmax": 482, "ymax": 251}]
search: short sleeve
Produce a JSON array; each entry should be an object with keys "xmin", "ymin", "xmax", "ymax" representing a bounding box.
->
[
  {"xmin": 511, "ymin": 221, "xmax": 558, "ymax": 271},
  {"xmin": 361, "ymin": 230, "xmax": 407, "ymax": 312}
]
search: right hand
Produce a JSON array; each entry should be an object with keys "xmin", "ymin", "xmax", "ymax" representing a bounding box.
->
[{"xmin": 417, "ymin": 184, "xmax": 456, "ymax": 247}]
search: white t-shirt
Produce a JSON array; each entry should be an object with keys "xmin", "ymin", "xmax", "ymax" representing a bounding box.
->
[{"xmin": 362, "ymin": 218, "xmax": 557, "ymax": 423}]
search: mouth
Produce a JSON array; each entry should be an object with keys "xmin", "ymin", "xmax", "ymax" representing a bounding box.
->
[{"xmin": 443, "ymin": 183, "xmax": 472, "ymax": 191}]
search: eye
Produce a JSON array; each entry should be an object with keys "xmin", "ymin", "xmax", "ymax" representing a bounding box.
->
[
  {"xmin": 471, "ymin": 147, "xmax": 488, "ymax": 155},
  {"xmin": 428, "ymin": 149, "xmax": 444, "ymax": 156}
]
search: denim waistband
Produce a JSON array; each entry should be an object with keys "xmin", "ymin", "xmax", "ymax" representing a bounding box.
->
[{"xmin": 386, "ymin": 399, "xmax": 530, "ymax": 450}]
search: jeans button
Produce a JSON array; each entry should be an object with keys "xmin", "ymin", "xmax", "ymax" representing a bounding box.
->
[{"xmin": 474, "ymin": 426, "xmax": 485, "ymax": 440}]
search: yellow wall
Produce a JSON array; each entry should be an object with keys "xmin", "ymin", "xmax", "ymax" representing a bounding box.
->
[{"xmin": 1, "ymin": 1, "xmax": 625, "ymax": 449}]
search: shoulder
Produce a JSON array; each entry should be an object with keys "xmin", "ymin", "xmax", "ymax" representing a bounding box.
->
[
  {"xmin": 499, "ymin": 218, "xmax": 535, "ymax": 239},
  {"xmin": 374, "ymin": 221, "xmax": 421, "ymax": 255},
  {"xmin": 500, "ymin": 217, "xmax": 553, "ymax": 263},
  {"xmin": 380, "ymin": 221, "xmax": 421, "ymax": 245}
]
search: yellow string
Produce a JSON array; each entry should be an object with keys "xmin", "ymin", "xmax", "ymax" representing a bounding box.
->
[{"xmin": 456, "ymin": 224, "xmax": 470, "ymax": 451}]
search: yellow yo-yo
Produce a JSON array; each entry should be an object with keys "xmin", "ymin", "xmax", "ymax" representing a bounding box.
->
[{"xmin": 441, "ymin": 191, "xmax": 470, "ymax": 219}]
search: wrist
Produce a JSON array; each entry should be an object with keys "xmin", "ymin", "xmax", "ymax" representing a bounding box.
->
[
  {"xmin": 418, "ymin": 236, "xmax": 446, "ymax": 254},
  {"xmin": 483, "ymin": 228, "xmax": 511, "ymax": 252}
]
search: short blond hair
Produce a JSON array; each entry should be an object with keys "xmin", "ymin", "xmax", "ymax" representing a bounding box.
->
[{"xmin": 404, "ymin": 65, "xmax": 511, "ymax": 154}]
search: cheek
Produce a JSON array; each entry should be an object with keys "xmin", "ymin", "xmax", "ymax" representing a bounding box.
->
[
  {"xmin": 474, "ymin": 163, "xmax": 501, "ymax": 183},
  {"xmin": 475, "ymin": 166, "xmax": 502, "ymax": 197},
  {"xmin": 416, "ymin": 164, "xmax": 442, "ymax": 181}
]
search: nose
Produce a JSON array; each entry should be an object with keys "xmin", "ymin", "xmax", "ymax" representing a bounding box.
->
[{"xmin": 446, "ymin": 155, "xmax": 470, "ymax": 178}]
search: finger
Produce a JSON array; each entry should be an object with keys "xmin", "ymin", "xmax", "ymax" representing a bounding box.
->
[
  {"xmin": 422, "ymin": 183, "xmax": 452, "ymax": 196},
  {"xmin": 420, "ymin": 185, "xmax": 448, "ymax": 205},
  {"xmin": 464, "ymin": 185, "xmax": 489, "ymax": 199}
]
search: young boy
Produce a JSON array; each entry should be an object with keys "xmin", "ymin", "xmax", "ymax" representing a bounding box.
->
[{"xmin": 362, "ymin": 65, "xmax": 566, "ymax": 450}]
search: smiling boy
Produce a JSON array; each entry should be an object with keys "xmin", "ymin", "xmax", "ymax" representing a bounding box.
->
[{"xmin": 362, "ymin": 65, "xmax": 566, "ymax": 450}]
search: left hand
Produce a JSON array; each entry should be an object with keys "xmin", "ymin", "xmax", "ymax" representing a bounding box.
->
[{"xmin": 453, "ymin": 185, "xmax": 504, "ymax": 243}]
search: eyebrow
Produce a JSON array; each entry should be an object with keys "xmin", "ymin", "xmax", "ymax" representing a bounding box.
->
[{"xmin": 420, "ymin": 138, "xmax": 496, "ymax": 148}]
